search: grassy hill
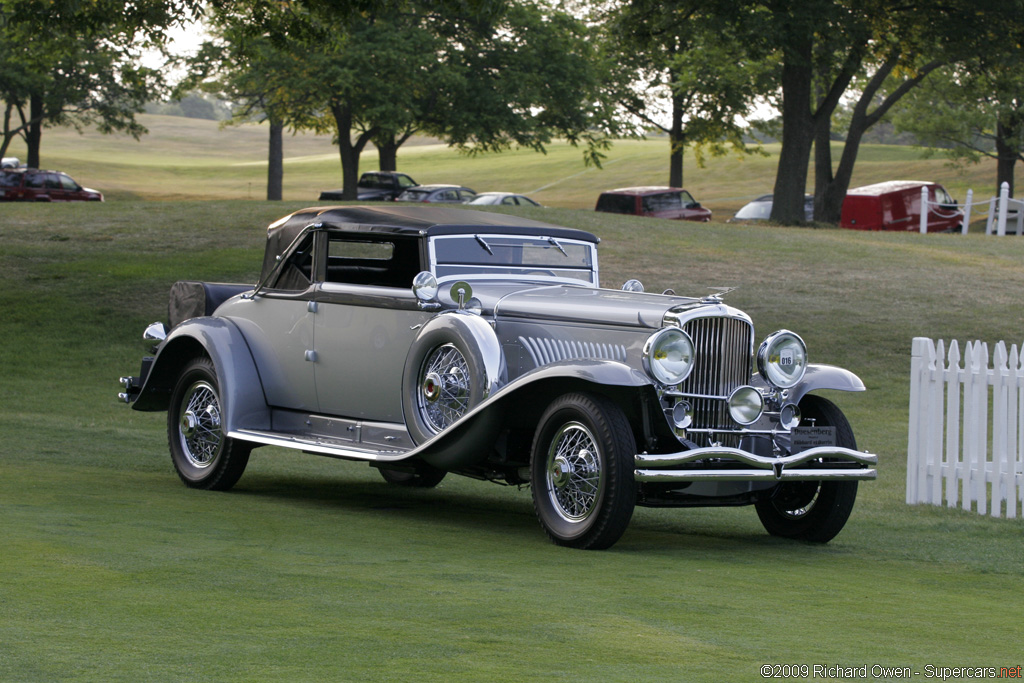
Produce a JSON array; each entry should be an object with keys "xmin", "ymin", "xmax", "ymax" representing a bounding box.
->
[
  {"xmin": 0, "ymin": 119, "xmax": 1021, "ymax": 680},
  {"xmin": 5, "ymin": 113, "xmax": 1003, "ymax": 213}
]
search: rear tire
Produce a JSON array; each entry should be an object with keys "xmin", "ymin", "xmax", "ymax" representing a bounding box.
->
[
  {"xmin": 755, "ymin": 395, "xmax": 858, "ymax": 542},
  {"xmin": 530, "ymin": 393, "xmax": 636, "ymax": 550},
  {"xmin": 378, "ymin": 463, "xmax": 447, "ymax": 488},
  {"xmin": 168, "ymin": 357, "xmax": 251, "ymax": 491}
]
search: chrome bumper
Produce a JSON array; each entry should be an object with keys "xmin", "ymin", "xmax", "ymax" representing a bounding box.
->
[{"xmin": 634, "ymin": 446, "xmax": 877, "ymax": 483}]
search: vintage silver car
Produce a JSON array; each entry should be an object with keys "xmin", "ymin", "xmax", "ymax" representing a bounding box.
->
[{"xmin": 119, "ymin": 206, "xmax": 876, "ymax": 549}]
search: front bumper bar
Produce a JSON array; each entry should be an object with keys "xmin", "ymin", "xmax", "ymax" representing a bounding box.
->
[{"xmin": 634, "ymin": 446, "xmax": 877, "ymax": 483}]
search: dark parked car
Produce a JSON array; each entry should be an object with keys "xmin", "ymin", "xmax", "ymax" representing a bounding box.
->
[
  {"xmin": 0, "ymin": 168, "xmax": 103, "ymax": 202},
  {"xmin": 396, "ymin": 184, "xmax": 476, "ymax": 203},
  {"xmin": 467, "ymin": 192, "xmax": 542, "ymax": 207},
  {"xmin": 729, "ymin": 194, "xmax": 814, "ymax": 223},
  {"xmin": 596, "ymin": 187, "xmax": 711, "ymax": 222},
  {"xmin": 319, "ymin": 171, "xmax": 419, "ymax": 202},
  {"xmin": 119, "ymin": 205, "xmax": 876, "ymax": 549}
]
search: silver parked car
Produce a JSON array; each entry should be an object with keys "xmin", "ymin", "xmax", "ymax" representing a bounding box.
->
[{"xmin": 119, "ymin": 206, "xmax": 876, "ymax": 549}]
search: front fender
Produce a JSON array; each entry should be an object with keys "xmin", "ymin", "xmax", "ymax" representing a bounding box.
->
[
  {"xmin": 132, "ymin": 317, "xmax": 271, "ymax": 433},
  {"xmin": 790, "ymin": 363, "xmax": 866, "ymax": 405},
  {"xmin": 417, "ymin": 359, "xmax": 655, "ymax": 469}
]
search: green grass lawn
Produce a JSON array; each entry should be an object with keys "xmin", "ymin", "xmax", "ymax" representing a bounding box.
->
[{"xmin": 1, "ymin": 129, "xmax": 1022, "ymax": 681}]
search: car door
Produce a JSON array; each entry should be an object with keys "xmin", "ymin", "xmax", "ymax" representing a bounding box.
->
[
  {"xmin": 57, "ymin": 173, "xmax": 84, "ymax": 201},
  {"xmin": 231, "ymin": 232, "xmax": 319, "ymax": 411},
  {"xmin": 312, "ymin": 232, "xmax": 431, "ymax": 422}
]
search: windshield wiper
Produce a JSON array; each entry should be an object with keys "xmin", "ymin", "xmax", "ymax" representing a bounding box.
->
[
  {"xmin": 547, "ymin": 236, "xmax": 568, "ymax": 257},
  {"xmin": 474, "ymin": 234, "xmax": 494, "ymax": 255}
]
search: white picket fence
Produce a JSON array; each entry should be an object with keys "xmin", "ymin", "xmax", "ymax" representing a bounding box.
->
[
  {"xmin": 986, "ymin": 182, "xmax": 1024, "ymax": 236},
  {"xmin": 918, "ymin": 182, "xmax": 1024, "ymax": 235},
  {"xmin": 907, "ymin": 337, "xmax": 1024, "ymax": 517}
]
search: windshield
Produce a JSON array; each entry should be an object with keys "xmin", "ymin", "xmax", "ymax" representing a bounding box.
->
[
  {"xmin": 734, "ymin": 201, "xmax": 772, "ymax": 219},
  {"xmin": 431, "ymin": 234, "xmax": 597, "ymax": 285}
]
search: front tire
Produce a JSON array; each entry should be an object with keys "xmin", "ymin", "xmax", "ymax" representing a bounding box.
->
[
  {"xmin": 755, "ymin": 395, "xmax": 859, "ymax": 542},
  {"xmin": 168, "ymin": 357, "xmax": 251, "ymax": 491},
  {"xmin": 530, "ymin": 393, "xmax": 636, "ymax": 550}
]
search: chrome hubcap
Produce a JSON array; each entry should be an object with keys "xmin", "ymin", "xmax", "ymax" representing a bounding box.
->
[
  {"xmin": 545, "ymin": 422, "xmax": 602, "ymax": 522},
  {"xmin": 418, "ymin": 344, "xmax": 470, "ymax": 433},
  {"xmin": 178, "ymin": 381, "xmax": 223, "ymax": 469}
]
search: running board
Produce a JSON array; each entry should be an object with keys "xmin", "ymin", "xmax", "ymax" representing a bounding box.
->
[{"xmin": 229, "ymin": 428, "xmax": 413, "ymax": 463}]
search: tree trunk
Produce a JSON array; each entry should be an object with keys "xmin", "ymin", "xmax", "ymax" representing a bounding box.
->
[
  {"xmin": 770, "ymin": 41, "xmax": 815, "ymax": 225},
  {"xmin": 267, "ymin": 121, "xmax": 283, "ymax": 201},
  {"xmin": 813, "ymin": 117, "xmax": 834, "ymax": 223},
  {"xmin": 668, "ymin": 92, "xmax": 684, "ymax": 188},
  {"xmin": 27, "ymin": 94, "xmax": 43, "ymax": 169},
  {"xmin": 376, "ymin": 136, "xmax": 398, "ymax": 172},
  {"xmin": 996, "ymin": 118, "xmax": 1017, "ymax": 197},
  {"xmin": 821, "ymin": 111, "xmax": 872, "ymax": 224},
  {"xmin": 330, "ymin": 102, "xmax": 376, "ymax": 201}
]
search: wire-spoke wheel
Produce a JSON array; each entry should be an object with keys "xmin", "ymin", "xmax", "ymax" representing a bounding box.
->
[
  {"xmin": 543, "ymin": 422, "xmax": 603, "ymax": 523},
  {"xmin": 755, "ymin": 395, "xmax": 859, "ymax": 542},
  {"xmin": 417, "ymin": 343, "xmax": 471, "ymax": 433},
  {"xmin": 531, "ymin": 393, "xmax": 636, "ymax": 550},
  {"xmin": 168, "ymin": 357, "xmax": 251, "ymax": 491}
]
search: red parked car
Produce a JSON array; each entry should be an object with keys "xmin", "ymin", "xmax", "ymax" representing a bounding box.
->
[
  {"xmin": 840, "ymin": 181, "xmax": 961, "ymax": 233},
  {"xmin": 0, "ymin": 168, "xmax": 103, "ymax": 202},
  {"xmin": 595, "ymin": 187, "xmax": 712, "ymax": 222}
]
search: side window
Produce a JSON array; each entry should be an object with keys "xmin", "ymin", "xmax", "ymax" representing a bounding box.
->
[
  {"xmin": 59, "ymin": 174, "xmax": 78, "ymax": 190},
  {"xmin": 45, "ymin": 173, "xmax": 61, "ymax": 189},
  {"xmin": 502, "ymin": 196, "xmax": 516, "ymax": 205},
  {"xmin": 440, "ymin": 190, "xmax": 458, "ymax": 201},
  {"xmin": 596, "ymin": 194, "xmax": 635, "ymax": 214},
  {"xmin": 399, "ymin": 175, "xmax": 416, "ymax": 188},
  {"xmin": 326, "ymin": 234, "xmax": 421, "ymax": 288},
  {"xmin": 26, "ymin": 173, "xmax": 46, "ymax": 189},
  {"xmin": 272, "ymin": 234, "xmax": 314, "ymax": 291},
  {"xmin": 679, "ymin": 190, "xmax": 696, "ymax": 208},
  {"xmin": 643, "ymin": 192, "xmax": 681, "ymax": 212}
]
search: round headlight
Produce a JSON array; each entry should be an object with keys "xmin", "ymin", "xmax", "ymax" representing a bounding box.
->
[
  {"xmin": 728, "ymin": 386, "xmax": 764, "ymax": 425},
  {"xmin": 643, "ymin": 328, "xmax": 695, "ymax": 386},
  {"xmin": 757, "ymin": 330, "xmax": 807, "ymax": 389}
]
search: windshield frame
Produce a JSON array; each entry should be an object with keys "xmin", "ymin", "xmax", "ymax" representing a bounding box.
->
[{"xmin": 428, "ymin": 233, "xmax": 599, "ymax": 287}]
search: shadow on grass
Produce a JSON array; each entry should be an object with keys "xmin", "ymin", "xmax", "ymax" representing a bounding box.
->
[{"xmin": 223, "ymin": 468, "xmax": 851, "ymax": 558}]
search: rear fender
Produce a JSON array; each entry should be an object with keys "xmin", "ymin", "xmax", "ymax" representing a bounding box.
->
[{"xmin": 132, "ymin": 317, "xmax": 271, "ymax": 432}]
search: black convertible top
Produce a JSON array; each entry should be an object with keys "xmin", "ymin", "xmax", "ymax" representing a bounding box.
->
[{"xmin": 260, "ymin": 205, "xmax": 599, "ymax": 283}]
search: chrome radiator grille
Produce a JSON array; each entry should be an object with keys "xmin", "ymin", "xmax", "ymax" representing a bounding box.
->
[{"xmin": 678, "ymin": 316, "xmax": 753, "ymax": 446}]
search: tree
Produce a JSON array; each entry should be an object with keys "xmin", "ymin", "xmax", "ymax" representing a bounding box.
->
[
  {"xmin": 751, "ymin": 0, "xmax": 1024, "ymax": 224},
  {"xmin": 430, "ymin": 2, "xmax": 613, "ymax": 168},
  {"xmin": 179, "ymin": 9, "xmax": 326, "ymax": 200},
  {"xmin": 893, "ymin": 59, "xmax": 1024, "ymax": 198},
  {"xmin": 599, "ymin": 0, "xmax": 771, "ymax": 188},
  {"xmin": 0, "ymin": 0, "xmax": 203, "ymax": 166}
]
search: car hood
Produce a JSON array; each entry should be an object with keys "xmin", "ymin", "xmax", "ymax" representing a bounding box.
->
[{"xmin": 481, "ymin": 283, "xmax": 715, "ymax": 329}]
